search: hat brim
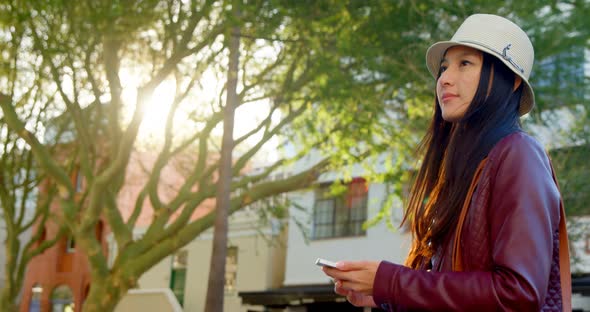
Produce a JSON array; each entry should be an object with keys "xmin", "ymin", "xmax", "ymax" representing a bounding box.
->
[{"xmin": 426, "ymin": 41, "xmax": 534, "ymax": 116}]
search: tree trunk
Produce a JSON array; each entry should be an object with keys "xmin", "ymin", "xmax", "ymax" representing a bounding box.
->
[
  {"xmin": 81, "ymin": 275, "xmax": 131, "ymax": 312},
  {"xmin": 0, "ymin": 295, "xmax": 18, "ymax": 312},
  {"xmin": 203, "ymin": 3, "xmax": 240, "ymax": 312},
  {"xmin": 1, "ymin": 221, "xmax": 20, "ymax": 312},
  {"xmin": 0, "ymin": 273, "xmax": 19, "ymax": 312}
]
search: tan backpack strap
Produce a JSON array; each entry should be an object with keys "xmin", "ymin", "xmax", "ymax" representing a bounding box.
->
[
  {"xmin": 558, "ymin": 200, "xmax": 572, "ymax": 312},
  {"xmin": 548, "ymin": 158, "xmax": 572, "ymax": 312},
  {"xmin": 452, "ymin": 159, "xmax": 487, "ymax": 272}
]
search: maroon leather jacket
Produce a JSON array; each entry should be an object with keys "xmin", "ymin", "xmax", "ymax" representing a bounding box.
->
[{"xmin": 373, "ymin": 132, "xmax": 564, "ymax": 311}]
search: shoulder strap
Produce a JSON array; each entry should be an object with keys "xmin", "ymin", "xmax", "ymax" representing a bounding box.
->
[
  {"xmin": 452, "ymin": 158, "xmax": 487, "ymax": 271},
  {"xmin": 549, "ymin": 159, "xmax": 572, "ymax": 312}
]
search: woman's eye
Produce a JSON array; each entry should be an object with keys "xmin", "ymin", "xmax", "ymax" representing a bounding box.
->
[
  {"xmin": 460, "ymin": 60, "xmax": 471, "ymax": 66},
  {"xmin": 440, "ymin": 65, "xmax": 448, "ymax": 72}
]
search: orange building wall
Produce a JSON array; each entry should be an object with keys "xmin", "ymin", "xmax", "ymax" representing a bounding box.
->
[
  {"xmin": 20, "ymin": 218, "xmax": 107, "ymax": 312},
  {"xmin": 20, "ymin": 170, "xmax": 108, "ymax": 312}
]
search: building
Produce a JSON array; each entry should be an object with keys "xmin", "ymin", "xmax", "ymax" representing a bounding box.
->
[
  {"xmin": 18, "ymin": 149, "xmax": 183, "ymax": 312},
  {"xmin": 240, "ymin": 152, "xmax": 411, "ymax": 311},
  {"xmin": 17, "ymin": 128, "xmax": 276, "ymax": 312},
  {"xmin": 133, "ymin": 207, "xmax": 286, "ymax": 312},
  {"xmin": 126, "ymin": 163, "xmax": 288, "ymax": 312},
  {"xmin": 237, "ymin": 137, "xmax": 590, "ymax": 311},
  {"xmin": 127, "ymin": 141, "xmax": 588, "ymax": 312},
  {"xmin": 19, "ymin": 176, "xmax": 108, "ymax": 312}
]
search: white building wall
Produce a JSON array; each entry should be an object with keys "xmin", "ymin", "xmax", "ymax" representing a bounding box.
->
[
  {"xmin": 283, "ymin": 141, "xmax": 413, "ymax": 284},
  {"xmin": 284, "ymin": 153, "xmax": 411, "ymax": 285},
  {"xmin": 132, "ymin": 208, "xmax": 286, "ymax": 312}
]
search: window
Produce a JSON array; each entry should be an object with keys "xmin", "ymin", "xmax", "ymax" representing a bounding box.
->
[
  {"xmin": 313, "ymin": 178, "xmax": 368, "ymax": 239},
  {"xmin": 58, "ymin": 237, "xmax": 74, "ymax": 272},
  {"xmin": 225, "ymin": 246, "xmax": 238, "ymax": 293},
  {"xmin": 29, "ymin": 284, "xmax": 42, "ymax": 312},
  {"xmin": 50, "ymin": 285, "xmax": 74, "ymax": 312},
  {"xmin": 170, "ymin": 250, "xmax": 187, "ymax": 307},
  {"xmin": 66, "ymin": 237, "xmax": 75, "ymax": 253}
]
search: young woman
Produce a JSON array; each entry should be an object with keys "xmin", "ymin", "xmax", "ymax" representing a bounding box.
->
[{"xmin": 322, "ymin": 14, "xmax": 570, "ymax": 311}]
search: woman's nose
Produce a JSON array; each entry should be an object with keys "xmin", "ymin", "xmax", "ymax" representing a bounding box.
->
[{"xmin": 438, "ymin": 67, "xmax": 455, "ymax": 86}]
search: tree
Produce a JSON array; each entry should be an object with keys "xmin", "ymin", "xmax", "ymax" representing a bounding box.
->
[
  {"xmin": 0, "ymin": 1, "xmax": 588, "ymax": 311},
  {"xmin": 0, "ymin": 1, "xmax": 405, "ymax": 311},
  {"xmin": 204, "ymin": 1, "xmax": 240, "ymax": 311},
  {"xmin": 0, "ymin": 92, "xmax": 65, "ymax": 312},
  {"xmin": 0, "ymin": 12, "xmax": 74, "ymax": 308}
]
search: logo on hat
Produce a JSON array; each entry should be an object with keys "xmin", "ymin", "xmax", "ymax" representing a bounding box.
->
[{"xmin": 502, "ymin": 44, "xmax": 525, "ymax": 74}]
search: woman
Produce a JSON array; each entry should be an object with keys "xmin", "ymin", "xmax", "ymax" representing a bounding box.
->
[{"xmin": 322, "ymin": 14, "xmax": 571, "ymax": 311}]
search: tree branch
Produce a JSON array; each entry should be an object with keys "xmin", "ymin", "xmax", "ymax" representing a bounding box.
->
[
  {"xmin": 133, "ymin": 156, "xmax": 330, "ymax": 270},
  {"xmin": 29, "ymin": 20, "xmax": 94, "ymax": 179},
  {"xmin": 0, "ymin": 94, "xmax": 74, "ymax": 195}
]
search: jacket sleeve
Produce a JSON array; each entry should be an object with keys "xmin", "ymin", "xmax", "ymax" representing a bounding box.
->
[{"xmin": 373, "ymin": 134, "xmax": 561, "ymax": 311}]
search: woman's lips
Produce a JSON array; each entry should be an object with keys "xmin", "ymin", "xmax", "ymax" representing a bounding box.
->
[{"xmin": 441, "ymin": 93, "xmax": 458, "ymax": 103}]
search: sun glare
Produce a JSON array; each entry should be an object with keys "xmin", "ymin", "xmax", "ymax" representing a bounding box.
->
[
  {"xmin": 120, "ymin": 68, "xmax": 279, "ymax": 163},
  {"xmin": 120, "ymin": 70, "xmax": 200, "ymax": 144},
  {"xmin": 140, "ymin": 79, "xmax": 176, "ymax": 135}
]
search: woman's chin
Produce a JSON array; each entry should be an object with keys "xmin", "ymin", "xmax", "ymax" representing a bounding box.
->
[{"xmin": 441, "ymin": 113, "xmax": 462, "ymax": 122}]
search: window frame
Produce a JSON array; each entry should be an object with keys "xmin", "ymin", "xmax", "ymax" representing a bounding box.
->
[
  {"xmin": 66, "ymin": 237, "xmax": 75, "ymax": 253},
  {"xmin": 311, "ymin": 178, "xmax": 368, "ymax": 240},
  {"xmin": 224, "ymin": 246, "xmax": 238, "ymax": 293},
  {"xmin": 169, "ymin": 249, "xmax": 188, "ymax": 307}
]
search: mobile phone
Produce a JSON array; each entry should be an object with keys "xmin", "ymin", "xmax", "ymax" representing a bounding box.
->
[{"xmin": 315, "ymin": 258, "xmax": 338, "ymax": 269}]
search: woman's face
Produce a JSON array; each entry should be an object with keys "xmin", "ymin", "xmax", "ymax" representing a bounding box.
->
[{"xmin": 436, "ymin": 46, "xmax": 483, "ymax": 122}]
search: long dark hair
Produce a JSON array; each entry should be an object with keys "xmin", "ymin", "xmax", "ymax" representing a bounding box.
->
[{"xmin": 404, "ymin": 51, "xmax": 524, "ymax": 268}]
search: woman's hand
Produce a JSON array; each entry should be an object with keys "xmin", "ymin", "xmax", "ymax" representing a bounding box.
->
[
  {"xmin": 322, "ymin": 260, "xmax": 381, "ymax": 307},
  {"xmin": 334, "ymin": 280, "xmax": 377, "ymax": 307}
]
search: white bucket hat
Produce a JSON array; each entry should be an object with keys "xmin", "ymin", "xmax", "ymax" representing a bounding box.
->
[{"xmin": 426, "ymin": 14, "xmax": 535, "ymax": 116}]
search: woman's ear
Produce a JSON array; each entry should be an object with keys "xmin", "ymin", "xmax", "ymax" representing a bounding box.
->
[{"xmin": 513, "ymin": 76, "xmax": 522, "ymax": 91}]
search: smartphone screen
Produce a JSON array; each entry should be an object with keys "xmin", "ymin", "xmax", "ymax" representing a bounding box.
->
[{"xmin": 315, "ymin": 258, "xmax": 338, "ymax": 268}]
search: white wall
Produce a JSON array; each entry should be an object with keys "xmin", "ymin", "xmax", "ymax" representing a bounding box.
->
[
  {"xmin": 135, "ymin": 209, "xmax": 286, "ymax": 312},
  {"xmin": 114, "ymin": 289, "xmax": 182, "ymax": 312},
  {"xmin": 284, "ymin": 181, "xmax": 411, "ymax": 286}
]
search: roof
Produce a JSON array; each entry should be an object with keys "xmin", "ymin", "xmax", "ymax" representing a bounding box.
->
[
  {"xmin": 238, "ymin": 284, "xmax": 345, "ymax": 307},
  {"xmin": 240, "ymin": 277, "xmax": 590, "ymax": 306},
  {"xmin": 573, "ymin": 275, "xmax": 590, "ymax": 295}
]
